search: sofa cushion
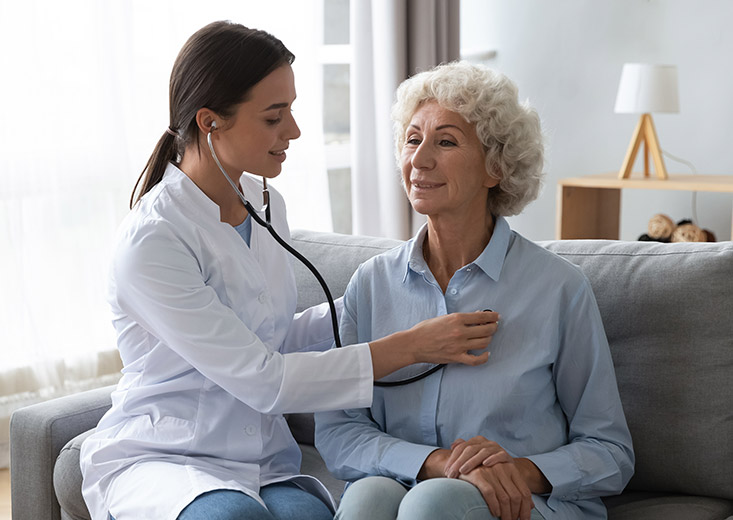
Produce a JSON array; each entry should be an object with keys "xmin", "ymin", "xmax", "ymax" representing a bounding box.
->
[
  {"xmin": 603, "ymin": 491, "xmax": 733, "ymax": 520},
  {"xmin": 54, "ymin": 429, "xmax": 346, "ymax": 520},
  {"xmin": 54, "ymin": 429, "xmax": 94, "ymax": 520},
  {"xmin": 543, "ymin": 240, "xmax": 733, "ymax": 500}
]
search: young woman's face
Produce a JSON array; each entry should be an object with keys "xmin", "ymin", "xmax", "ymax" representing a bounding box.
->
[
  {"xmin": 213, "ymin": 64, "xmax": 301, "ymax": 179},
  {"xmin": 400, "ymin": 100, "xmax": 498, "ymax": 219}
]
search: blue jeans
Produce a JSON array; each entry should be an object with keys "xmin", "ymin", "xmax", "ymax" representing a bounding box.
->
[
  {"xmin": 335, "ymin": 476, "xmax": 545, "ymax": 520},
  {"xmin": 175, "ymin": 482, "xmax": 333, "ymax": 520}
]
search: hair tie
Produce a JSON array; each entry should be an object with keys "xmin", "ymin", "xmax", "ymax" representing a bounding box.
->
[{"xmin": 165, "ymin": 127, "xmax": 178, "ymax": 137}]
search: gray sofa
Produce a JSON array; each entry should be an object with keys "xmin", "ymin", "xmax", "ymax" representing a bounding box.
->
[{"xmin": 10, "ymin": 229, "xmax": 733, "ymax": 520}]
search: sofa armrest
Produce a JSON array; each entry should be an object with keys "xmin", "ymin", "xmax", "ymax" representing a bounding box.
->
[{"xmin": 10, "ymin": 385, "xmax": 115, "ymax": 520}]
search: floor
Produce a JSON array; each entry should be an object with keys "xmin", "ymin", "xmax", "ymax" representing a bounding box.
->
[{"xmin": 0, "ymin": 469, "xmax": 9, "ymax": 520}]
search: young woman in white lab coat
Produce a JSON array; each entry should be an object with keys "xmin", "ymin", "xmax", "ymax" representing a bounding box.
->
[{"xmin": 79, "ymin": 21, "xmax": 497, "ymax": 520}]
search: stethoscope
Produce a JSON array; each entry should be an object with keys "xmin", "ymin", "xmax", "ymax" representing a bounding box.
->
[{"xmin": 207, "ymin": 124, "xmax": 443, "ymax": 386}]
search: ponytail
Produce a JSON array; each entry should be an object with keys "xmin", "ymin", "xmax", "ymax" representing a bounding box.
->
[{"xmin": 129, "ymin": 130, "xmax": 180, "ymax": 209}]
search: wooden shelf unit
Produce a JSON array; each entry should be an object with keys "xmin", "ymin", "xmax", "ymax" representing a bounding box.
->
[{"xmin": 556, "ymin": 173, "xmax": 733, "ymax": 240}]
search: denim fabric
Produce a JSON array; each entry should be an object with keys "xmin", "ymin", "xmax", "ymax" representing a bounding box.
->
[
  {"xmin": 336, "ymin": 476, "xmax": 545, "ymax": 520},
  {"xmin": 176, "ymin": 482, "xmax": 333, "ymax": 520}
]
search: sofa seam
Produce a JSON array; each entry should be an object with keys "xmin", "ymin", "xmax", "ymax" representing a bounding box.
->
[
  {"xmin": 553, "ymin": 249, "xmax": 731, "ymax": 258},
  {"xmin": 293, "ymin": 238, "xmax": 397, "ymax": 252}
]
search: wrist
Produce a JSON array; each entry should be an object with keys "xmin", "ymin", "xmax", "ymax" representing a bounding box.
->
[
  {"xmin": 516, "ymin": 457, "xmax": 551, "ymax": 494},
  {"xmin": 394, "ymin": 329, "xmax": 419, "ymax": 364},
  {"xmin": 417, "ymin": 448, "xmax": 450, "ymax": 480}
]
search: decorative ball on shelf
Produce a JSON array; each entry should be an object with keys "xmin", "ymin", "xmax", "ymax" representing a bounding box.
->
[
  {"xmin": 647, "ymin": 213, "xmax": 675, "ymax": 241},
  {"xmin": 704, "ymin": 229, "xmax": 717, "ymax": 242},
  {"xmin": 671, "ymin": 221, "xmax": 707, "ymax": 242},
  {"xmin": 638, "ymin": 214, "xmax": 716, "ymax": 243}
]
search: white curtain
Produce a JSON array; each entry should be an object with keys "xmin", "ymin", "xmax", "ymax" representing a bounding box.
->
[
  {"xmin": 0, "ymin": 0, "xmax": 330, "ymax": 468},
  {"xmin": 350, "ymin": 0, "xmax": 460, "ymax": 239}
]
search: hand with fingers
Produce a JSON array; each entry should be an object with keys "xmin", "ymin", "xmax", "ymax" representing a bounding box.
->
[
  {"xmin": 408, "ymin": 310, "xmax": 499, "ymax": 366},
  {"xmin": 369, "ymin": 310, "xmax": 499, "ymax": 380},
  {"xmin": 443, "ymin": 436, "xmax": 513, "ymax": 478},
  {"xmin": 459, "ymin": 462, "xmax": 534, "ymax": 520},
  {"xmin": 444, "ymin": 436, "xmax": 551, "ymax": 519}
]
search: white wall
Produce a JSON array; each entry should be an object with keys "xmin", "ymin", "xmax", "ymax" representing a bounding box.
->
[{"xmin": 461, "ymin": 0, "xmax": 733, "ymax": 241}]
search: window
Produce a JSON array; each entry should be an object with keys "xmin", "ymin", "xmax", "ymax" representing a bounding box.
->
[
  {"xmin": 322, "ymin": 0, "xmax": 353, "ymax": 234},
  {"xmin": 0, "ymin": 1, "xmax": 352, "ymax": 459}
]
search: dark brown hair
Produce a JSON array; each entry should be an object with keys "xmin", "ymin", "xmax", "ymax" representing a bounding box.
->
[{"xmin": 129, "ymin": 21, "xmax": 295, "ymax": 208}]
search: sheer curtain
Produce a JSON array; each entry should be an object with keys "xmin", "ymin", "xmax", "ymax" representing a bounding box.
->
[
  {"xmin": 0, "ymin": 0, "xmax": 330, "ymax": 468},
  {"xmin": 350, "ymin": 0, "xmax": 461, "ymax": 239}
]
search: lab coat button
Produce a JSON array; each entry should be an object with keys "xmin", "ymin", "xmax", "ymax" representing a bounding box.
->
[
  {"xmin": 258, "ymin": 292, "xmax": 267, "ymax": 304},
  {"xmin": 245, "ymin": 425, "xmax": 257, "ymax": 435}
]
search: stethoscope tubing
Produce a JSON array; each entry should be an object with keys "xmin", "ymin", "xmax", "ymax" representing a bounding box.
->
[{"xmin": 207, "ymin": 129, "xmax": 441, "ymax": 387}]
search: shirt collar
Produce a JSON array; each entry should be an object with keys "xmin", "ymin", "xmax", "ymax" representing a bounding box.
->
[
  {"xmin": 162, "ymin": 163, "xmax": 266, "ymax": 222},
  {"xmin": 473, "ymin": 216, "xmax": 511, "ymax": 281},
  {"xmin": 403, "ymin": 216, "xmax": 512, "ymax": 283},
  {"xmin": 403, "ymin": 224, "xmax": 430, "ymax": 283}
]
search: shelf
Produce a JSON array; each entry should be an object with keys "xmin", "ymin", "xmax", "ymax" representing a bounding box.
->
[
  {"xmin": 559, "ymin": 173, "xmax": 733, "ymax": 193},
  {"xmin": 556, "ymin": 173, "xmax": 733, "ymax": 240}
]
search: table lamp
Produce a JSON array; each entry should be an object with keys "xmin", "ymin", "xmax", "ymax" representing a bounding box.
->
[{"xmin": 614, "ymin": 63, "xmax": 679, "ymax": 180}]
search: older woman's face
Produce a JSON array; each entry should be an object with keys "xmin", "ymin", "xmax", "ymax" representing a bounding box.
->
[{"xmin": 401, "ymin": 101, "xmax": 498, "ymax": 219}]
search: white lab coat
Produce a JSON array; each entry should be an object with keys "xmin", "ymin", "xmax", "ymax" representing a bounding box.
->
[{"xmin": 80, "ymin": 164, "xmax": 373, "ymax": 520}]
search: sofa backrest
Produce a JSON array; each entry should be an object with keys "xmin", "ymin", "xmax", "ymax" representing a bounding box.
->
[
  {"xmin": 291, "ymin": 229, "xmax": 402, "ymax": 313},
  {"xmin": 542, "ymin": 239, "xmax": 733, "ymax": 500},
  {"xmin": 292, "ymin": 230, "xmax": 733, "ymax": 499}
]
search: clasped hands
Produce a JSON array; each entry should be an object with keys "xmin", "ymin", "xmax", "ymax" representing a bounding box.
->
[{"xmin": 420, "ymin": 436, "xmax": 543, "ymax": 520}]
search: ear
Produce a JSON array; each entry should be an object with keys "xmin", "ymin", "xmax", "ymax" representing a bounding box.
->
[
  {"xmin": 195, "ymin": 108, "xmax": 219, "ymax": 135},
  {"xmin": 484, "ymin": 170, "xmax": 501, "ymax": 189}
]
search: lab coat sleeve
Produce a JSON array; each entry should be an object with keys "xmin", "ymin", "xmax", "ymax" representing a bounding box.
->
[
  {"xmin": 314, "ymin": 278, "xmax": 436, "ymax": 485},
  {"xmin": 526, "ymin": 278, "xmax": 635, "ymax": 510},
  {"xmin": 280, "ymin": 297, "xmax": 344, "ymax": 354},
  {"xmin": 112, "ymin": 219, "xmax": 372, "ymax": 415}
]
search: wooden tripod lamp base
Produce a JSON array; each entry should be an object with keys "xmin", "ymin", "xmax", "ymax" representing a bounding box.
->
[{"xmin": 618, "ymin": 113, "xmax": 668, "ymax": 180}]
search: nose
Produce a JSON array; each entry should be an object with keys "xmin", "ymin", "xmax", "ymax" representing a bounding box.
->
[
  {"xmin": 410, "ymin": 140, "xmax": 435, "ymax": 170},
  {"xmin": 285, "ymin": 111, "xmax": 301, "ymax": 141}
]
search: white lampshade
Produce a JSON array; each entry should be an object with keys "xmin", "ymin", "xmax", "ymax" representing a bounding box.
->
[{"xmin": 614, "ymin": 63, "xmax": 679, "ymax": 114}]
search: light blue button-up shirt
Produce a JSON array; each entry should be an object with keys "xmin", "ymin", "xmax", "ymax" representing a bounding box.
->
[{"xmin": 315, "ymin": 217, "xmax": 634, "ymax": 519}]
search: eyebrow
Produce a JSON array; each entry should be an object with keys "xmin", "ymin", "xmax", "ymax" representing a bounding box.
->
[
  {"xmin": 409, "ymin": 123, "xmax": 466, "ymax": 135},
  {"xmin": 262, "ymin": 102, "xmax": 290, "ymax": 111}
]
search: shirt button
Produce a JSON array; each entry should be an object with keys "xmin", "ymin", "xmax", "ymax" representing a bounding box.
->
[
  {"xmin": 450, "ymin": 289, "xmax": 457, "ymax": 295},
  {"xmin": 244, "ymin": 425, "xmax": 257, "ymax": 435},
  {"xmin": 258, "ymin": 292, "xmax": 267, "ymax": 304},
  {"xmin": 466, "ymin": 267, "xmax": 472, "ymax": 272}
]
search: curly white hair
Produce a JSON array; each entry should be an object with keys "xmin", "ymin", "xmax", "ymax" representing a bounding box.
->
[{"xmin": 392, "ymin": 61, "xmax": 544, "ymax": 216}]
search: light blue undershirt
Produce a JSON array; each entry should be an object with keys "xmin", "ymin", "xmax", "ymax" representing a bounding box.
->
[
  {"xmin": 234, "ymin": 214, "xmax": 252, "ymax": 246},
  {"xmin": 314, "ymin": 216, "xmax": 634, "ymax": 520}
]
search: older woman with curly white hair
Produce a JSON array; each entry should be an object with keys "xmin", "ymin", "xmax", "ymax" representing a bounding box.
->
[{"xmin": 315, "ymin": 61, "xmax": 634, "ymax": 520}]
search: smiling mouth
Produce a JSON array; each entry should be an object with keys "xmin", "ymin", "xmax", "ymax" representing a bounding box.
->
[{"xmin": 412, "ymin": 182, "xmax": 443, "ymax": 189}]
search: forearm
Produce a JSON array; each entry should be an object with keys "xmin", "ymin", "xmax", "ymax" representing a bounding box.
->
[{"xmin": 368, "ymin": 330, "xmax": 416, "ymax": 380}]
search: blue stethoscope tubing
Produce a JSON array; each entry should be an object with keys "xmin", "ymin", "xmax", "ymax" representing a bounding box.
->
[{"xmin": 207, "ymin": 129, "xmax": 441, "ymax": 386}]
